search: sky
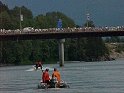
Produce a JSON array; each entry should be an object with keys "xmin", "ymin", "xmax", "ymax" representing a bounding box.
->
[{"xmin": 1, "ymin": 0, "xmax": 124, "ymax": 26}]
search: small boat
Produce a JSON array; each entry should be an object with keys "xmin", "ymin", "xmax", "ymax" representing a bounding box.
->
[
  {"xmin": 33, "ymin": 66, "xmax": 54, "ymax": 71},
  {"xmin": 33, "ymin": 65, "xmax": 42, "ymax": 70},
  {"xmin": 37, "ymin": 78, "xmax": 69, "ymax": 89}
]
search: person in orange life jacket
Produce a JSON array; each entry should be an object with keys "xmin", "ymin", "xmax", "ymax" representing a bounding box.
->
[
  {"xmin": 52, "ymin": 68, "xmax": 61, "ymax": 87},
  {"xmin": 52, "ymin": 68, "xmax": 61, "ymax": 82},
  {"xmin": 42, "ymin": 69, "xmax": 50, "ymax": 85}
]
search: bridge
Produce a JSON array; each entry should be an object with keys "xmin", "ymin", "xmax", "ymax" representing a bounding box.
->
[
  {"xmin": 0, "ymin": 27, "xmax": 124, "ymax": 40},
  {"xmin": 0, "ymin": 27, "xmax": 124, "ymax": 66}
]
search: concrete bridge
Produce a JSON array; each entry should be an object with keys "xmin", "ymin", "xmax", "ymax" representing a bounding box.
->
[
  {"xmin": 0, "ymin": 27, "xmax": 124, "ymax": 66},
  {"xmin": 0, "ymin": 27, "xmax": 124, "ymax": 40}
]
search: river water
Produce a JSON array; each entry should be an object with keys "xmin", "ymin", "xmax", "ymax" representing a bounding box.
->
[{"xmin": 1, "ymin": 59, "xmax": 124, "ymax": 93}]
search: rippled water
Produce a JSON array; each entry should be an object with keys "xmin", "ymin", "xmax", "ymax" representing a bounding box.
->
[{"xmin": 1, "ymin": 59, "xmax": 124, "ymax": 93}]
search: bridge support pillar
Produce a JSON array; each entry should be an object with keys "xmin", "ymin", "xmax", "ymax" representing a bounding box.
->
[{"xmin": 59, "ymin": 39, "xmax": 65, "ymax": 67}]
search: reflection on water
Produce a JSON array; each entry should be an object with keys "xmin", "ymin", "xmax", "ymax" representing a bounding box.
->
[{"xmin": 1, "ymin": 59, "xmax": 124, "ymax": 93}]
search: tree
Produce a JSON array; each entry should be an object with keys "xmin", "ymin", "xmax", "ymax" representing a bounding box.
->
[
  {"xmin": 34, "ymin": 12, "xmax": 75, "ymax": 29},
  {"xmin": 9, "ymin": 6, "xmax": 34, "ymax": 29},
  {"xmin": 0, "ymin": 11, "xmax": 14, "ymax": 29},
  {"xmin": 84, "ymin": 21, "xmax": 109, "ymax": 61}
]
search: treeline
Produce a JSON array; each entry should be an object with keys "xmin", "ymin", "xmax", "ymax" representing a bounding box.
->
[{"xmin": 0, "ymin": 1, "xmax": 110, "ymax": 65}]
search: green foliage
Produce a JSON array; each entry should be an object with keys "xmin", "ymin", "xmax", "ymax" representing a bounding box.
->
[
  {"xmin": 115, "ymin": 44, "xmax": 124, "ymax": 53},
  {"xmin": 65, "ymin": 39, "xmax": 78, "ymax": 60},
  {"xmin": 0, "ymin": 11, "xmax": 14, "ymax": 29},
  {"xmin": 0, "ymin": 2, "xmax": 9, "ymax": 13},
  {"xmin": 84, "ymin": 37, "xmax": 109, "ymax": 61},
  {"xmin": 83, "ymin": 20, "xmax": 109, "ymax": 61},
  {"xmin": 3, "ymin": 6, "xmax": 34, "ymax": 29},
  {"xmin": 105, "ymin": 36, "xmax": 121, "ymax": 43},
  {"xmin": 34, "ymin": 12, "xmax": 75, "ymax": 29}
]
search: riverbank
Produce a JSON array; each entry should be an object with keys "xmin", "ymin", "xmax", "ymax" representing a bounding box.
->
[
  {"xmin": 106, "ymin": 43, "xmax": 124, "ymax": 59},
  {"xmin": 1, "ymin": 43, "xmax": 124, "ymax": 67}
]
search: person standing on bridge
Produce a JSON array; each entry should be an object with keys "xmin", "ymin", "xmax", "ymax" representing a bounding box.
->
[{"xmin": 57, "ymin": 19, "xmax": 62, "ymax": 30}]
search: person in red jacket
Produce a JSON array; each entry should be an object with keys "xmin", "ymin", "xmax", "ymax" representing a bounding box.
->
[{"xmin": 42, "ymin": 69, "xmax": 50, "ymax": 85}]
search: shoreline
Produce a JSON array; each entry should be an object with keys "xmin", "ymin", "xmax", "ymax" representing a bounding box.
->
[{"xmin": 0, "ymin": 59, "xmax": 118, "ymax": 67}]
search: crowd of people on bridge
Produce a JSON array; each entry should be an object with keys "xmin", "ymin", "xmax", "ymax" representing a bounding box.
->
[{"xmin": 0, "ymin": 26, "xmax": 124, "ymax": 34}]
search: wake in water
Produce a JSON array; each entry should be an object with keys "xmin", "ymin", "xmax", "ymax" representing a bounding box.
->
[{"xmin": 26, "ymin": 66, "xmax": 54, "ymax": 71}]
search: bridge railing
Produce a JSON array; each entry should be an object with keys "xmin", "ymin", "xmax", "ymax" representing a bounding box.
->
[{"xmin": 0, "ymin": 26, "xmax": 124, "ymax": 35}]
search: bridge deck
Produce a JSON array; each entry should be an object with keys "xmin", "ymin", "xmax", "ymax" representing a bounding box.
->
[{"xmin": 0, "ymin": 28, "xmax": 124, "ymax": 40}]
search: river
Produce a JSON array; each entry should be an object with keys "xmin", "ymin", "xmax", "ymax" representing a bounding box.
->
[{"xmin": 1, "ymin": 59, "xmax": 124, "ymax": 93}]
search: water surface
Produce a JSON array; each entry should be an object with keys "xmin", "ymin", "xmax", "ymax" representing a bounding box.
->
[{"xmin": 1, "ymin": 60, "xmax": 124, "ymax": 93}]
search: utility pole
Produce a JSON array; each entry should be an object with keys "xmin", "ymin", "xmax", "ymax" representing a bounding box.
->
[
  {"xmin": 18, "ymin": 7, "xmax": 23, "ymax": 42},
  {"xmin": 0, "ymin": 41, "xmax": 2, "ymax": 64},
  {"xmin": 20, "ymin": 7, "xmax": 23, "ymax": 30},
  {"xmin": 86, "ymin": 12, "xmax": 90, "ymax": 27}
]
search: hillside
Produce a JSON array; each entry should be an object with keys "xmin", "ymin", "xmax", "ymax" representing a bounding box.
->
[{"xmin": 106, "ymin": 43, "xmax": 124, "ymax": 59}]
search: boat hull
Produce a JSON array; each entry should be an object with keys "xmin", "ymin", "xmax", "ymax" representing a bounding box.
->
[{"xmin": 37, "ymin": 80, "xmax": 69, "ymax": 89}]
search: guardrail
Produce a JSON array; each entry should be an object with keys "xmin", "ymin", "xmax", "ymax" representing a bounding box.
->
[{"xmin": 0, "ymin": 26, "xmax": 124, "ymax": 35}]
